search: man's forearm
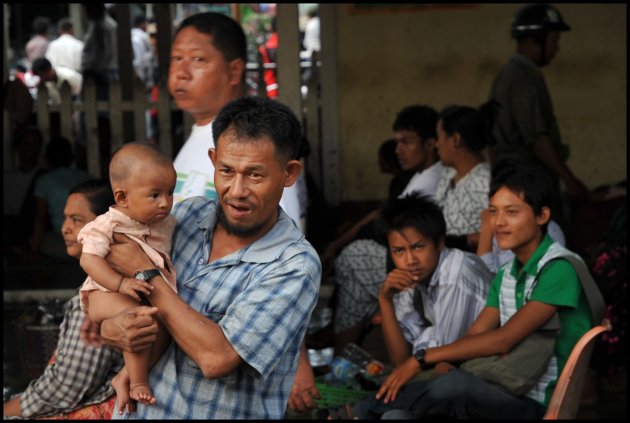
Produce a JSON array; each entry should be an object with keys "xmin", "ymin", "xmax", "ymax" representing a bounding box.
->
[
  {"xmin": 531, "ymin": 134, "xmax": 573, "ymax": 182},
  {"xmin": 146, "ymin": 274, "xmax": 242, "ymax": 378},
  {"xmin": 378, "ymin": 297, "xmax": 411, "ymax": 366}
]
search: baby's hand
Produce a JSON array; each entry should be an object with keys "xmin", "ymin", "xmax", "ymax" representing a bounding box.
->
[{"xmin": 118, "ymin": 277, "xmax": 153, "ymax": 302}]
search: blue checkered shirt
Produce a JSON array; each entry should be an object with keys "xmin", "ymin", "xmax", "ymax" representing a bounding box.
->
[{"xmin": 116, "ymin": 197, "xmax": 321, "ymax": 419}]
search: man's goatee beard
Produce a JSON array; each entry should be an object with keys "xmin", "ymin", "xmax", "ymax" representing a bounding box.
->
[{"xmin": 217, "ymin": 205, "xmax": 265, "ymax": 238}]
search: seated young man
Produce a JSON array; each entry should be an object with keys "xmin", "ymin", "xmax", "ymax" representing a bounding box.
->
[
  {"xmin": 353, "ymin": 158, "xmax": 593, "ymax": 420},
  {"xmin": 377, "ymin": 192, "xmax": 492, "ymax": 371}
]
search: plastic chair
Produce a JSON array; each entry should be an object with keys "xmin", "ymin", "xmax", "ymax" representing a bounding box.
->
[{"xmin": 543, "ymin": 321, "xmax": 611, "ymax": 420}]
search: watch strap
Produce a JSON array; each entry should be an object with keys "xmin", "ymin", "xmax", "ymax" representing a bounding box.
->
[
  {"xmin": 414, "ymin": 348, "xmax": 429, "ymax": 370},
  {"xmin": 134, "ymin": 268, "xmax": 161, "ymax": 281}
]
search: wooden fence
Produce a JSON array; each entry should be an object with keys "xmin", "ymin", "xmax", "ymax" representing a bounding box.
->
[
  {"xmin": 5, "ymin": 60, "xmax": 320, "ymax": 180},
  {"xmin": 32, "ymin": 77, "xmax": 171, "ymax": 178}
]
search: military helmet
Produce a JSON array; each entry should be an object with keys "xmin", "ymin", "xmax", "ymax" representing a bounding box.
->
[{"xmin": 511, "ymin": 4, "xmax": 571, "ymax": 39}]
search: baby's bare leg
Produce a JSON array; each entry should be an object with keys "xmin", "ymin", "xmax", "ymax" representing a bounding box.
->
[
  {"xmin": 88, "ymin": 291, "xmax": 156, "ymax": 405},
  {"xmin": 86, "ymin": 290, "xmax": 140, "ymax": 324},
  {"xmin": 126, "ymin": 345, "xmax": 156, "ymax": 405}
]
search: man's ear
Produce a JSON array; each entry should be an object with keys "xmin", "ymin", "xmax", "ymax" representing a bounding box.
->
[
  {"xmin": 536, "ymin": 206, "xmax": 551, "ymax": 226},
  {"xmin": 283, "ymin": 159, "xmax": 303, "ymax": 188},
  {"xmin": 424, "ymin": 137, "xmax": 437, "ymax": 151},
  {"xmin": 452, "ymin": 132, "xmax": 462, "ymax": 148},
  {"xmin": 437, "ymin": 237, "xmax": 446, "ymax": 252},
  {"xmin": 208, "ymin": 148, "xmax": 216, "ymax": 166},
  {"xmin": 228, "ymin": 58, "xmax": 245, "ymax": 87},
  {"xmin": 114, "ymin": 188, "xmax": 128, "ymax": 208}
]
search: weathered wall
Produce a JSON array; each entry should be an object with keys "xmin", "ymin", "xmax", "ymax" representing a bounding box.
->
[{"xmin": 335, "ymin": 3, "xmax": 626, "ymax": 201}]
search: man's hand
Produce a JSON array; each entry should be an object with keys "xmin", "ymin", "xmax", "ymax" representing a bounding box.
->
[
  {"xmin": 80, "ymin": 314, "xmax": 105, "ymax": 347},
  {"xmin": 287, "ymin": 357, "xmax": 321, "ymax": 413},
  {"xmin": 379, "ymin": 269, "xmax": 418, "ymax": 301},
  {"xmin": 433, "ymin": 361, "xmax": 455, "ymax": 377},
  {"xmin": 100, "ymin": 306, "xmax": 159, "ymax": 353},
  {"xmin": 107, "ymin": 233, "xmax": 152, "ymax": 277},
  {"xmin": 375, "ymin": 356, "xmax": 420, "ymax": 404}
]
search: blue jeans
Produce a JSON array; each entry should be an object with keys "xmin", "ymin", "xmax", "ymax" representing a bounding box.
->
[{"xmin": 353, "ymin": 369, "xmax": 545, "ymax": 420}]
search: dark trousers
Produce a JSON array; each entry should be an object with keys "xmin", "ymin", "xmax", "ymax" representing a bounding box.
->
[{"xmin": 353, "ymin": 369, "xmax": 545, "ymax": 420}]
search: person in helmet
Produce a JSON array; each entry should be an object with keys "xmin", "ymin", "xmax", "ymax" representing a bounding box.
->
[{"xmin": 488, "ymin": 4, "xmax": 588, "ymax": 232}]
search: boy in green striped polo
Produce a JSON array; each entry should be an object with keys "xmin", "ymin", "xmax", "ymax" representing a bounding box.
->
[{"xmin": 353, "ymin": 158, "xmax": 592, "ymax": 419}]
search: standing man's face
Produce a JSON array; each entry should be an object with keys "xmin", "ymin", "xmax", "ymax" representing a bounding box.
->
[
  {"xmin": 545, "ymin": 31, "xmax": 561, "ymax": 64},
  {"xmin": 168, "ymin": 27, "xmax": 244, "ymax": 126}
]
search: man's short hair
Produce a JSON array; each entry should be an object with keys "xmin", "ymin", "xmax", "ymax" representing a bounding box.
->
[
  {"xmin": 489, "ymin": 158, "xmax": 554, "ymax": 216},
  {"xmin": 392, "ymin": 105, "xmax": 438, "ymax": 142},
  {"xmin": 31, "ymin": 57, "xmax": 52, "ymax": 75},
  {"xmin": 378, "ymin": 191, "xmax": 446, "ymax": 246},
  {"xmin": 212, "ymin": 96, "xmax": 302, "ymax": 162},
  {"xmin": 57, "ymin": 18, "xmax": 73, "ymax": 34},
  {"xmin": 175, "ymin": 12, "xmax": 246, "ymax": 63},
  {"xmin": 133, "ymin": 14, "xmax": 147, "ymax": 28},
  {"xmin": 33, "ymin": 16, "xmax": 51, "ymax": 35}
]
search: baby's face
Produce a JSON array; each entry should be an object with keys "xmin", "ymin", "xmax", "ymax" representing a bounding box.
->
[{"xmin": 123, "ymin": 163, "xmax": 177, "ymax": 225}]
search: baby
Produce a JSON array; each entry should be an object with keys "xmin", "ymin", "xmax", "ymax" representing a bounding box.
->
[{"xmin": 78, "ymin": 142, "xmax": 177, "ymax": 412}]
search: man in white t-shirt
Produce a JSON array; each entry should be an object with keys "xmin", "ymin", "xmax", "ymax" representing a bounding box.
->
[
  {"xmin": 169, "ymin": 13, "xmax": 304, "ymax": 232},
  {"xmin": 320, "ymin": 105, "xmax": 444, "ymax": 269},
  {"xmin": 131, "ymin": 14, "xmax": 154, "ymax": 87},
  {"xmin": 46, "ymin": 18, "xmax": 84, "ymax": 73},
  {"xmin": 303, "ymin": 8, "xmax": 320, "ymax": 59},
  {"xmin": 31, "ymin": 57, "xmax": 82, "ymax": 102}
]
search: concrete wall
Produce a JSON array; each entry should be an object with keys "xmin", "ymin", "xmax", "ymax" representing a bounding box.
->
[{"xmin": 334, "ymin": 3, "xmax": 626, "ymax": 201}]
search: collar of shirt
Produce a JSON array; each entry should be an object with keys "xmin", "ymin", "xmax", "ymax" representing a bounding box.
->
[
  {"xmin": 195, "ymin": 200, "xmax": 303, "ymax": 264},
  {"xmin": 509, "ymin": 234, "xmax": 554, "ymax": 279},
  {"xmin": 511, "ymin": 52, "xmax": 542, "ymax": 74},
  {"xmin": 425, "ymin": 247, "xmax": 451, "ymax": 290}
]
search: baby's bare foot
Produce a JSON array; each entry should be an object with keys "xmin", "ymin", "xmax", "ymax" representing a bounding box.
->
[
  {"xmin": 112, "ymin": 372, "xmax": 135, "ymax": 414},
  {"xmin": 130, "ymin": 383, "xmax": 157, "ymax": 405}
]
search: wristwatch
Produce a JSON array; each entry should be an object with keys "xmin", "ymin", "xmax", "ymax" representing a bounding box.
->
[
  {"xmin": 134, "ymin": 269, "xmax": 161, "ymax": 282},
  {"xmin": 414, "ymin": 348, "xmax": 430, "ymax": 370}
]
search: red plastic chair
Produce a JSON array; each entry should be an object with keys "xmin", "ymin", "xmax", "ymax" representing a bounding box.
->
[{"xmin": 543, "ymin": 321, "xmax": 611, "ymax": 419}]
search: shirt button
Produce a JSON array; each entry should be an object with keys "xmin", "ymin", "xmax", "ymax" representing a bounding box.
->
[{"xmin": 198, "ymin": 258, "xmax": 204, "ymax": 265}]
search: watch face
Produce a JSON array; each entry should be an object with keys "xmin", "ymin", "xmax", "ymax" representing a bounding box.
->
[{"xmin": 135, "ymin": 269, "xmax": 160, "ymax": 280}]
